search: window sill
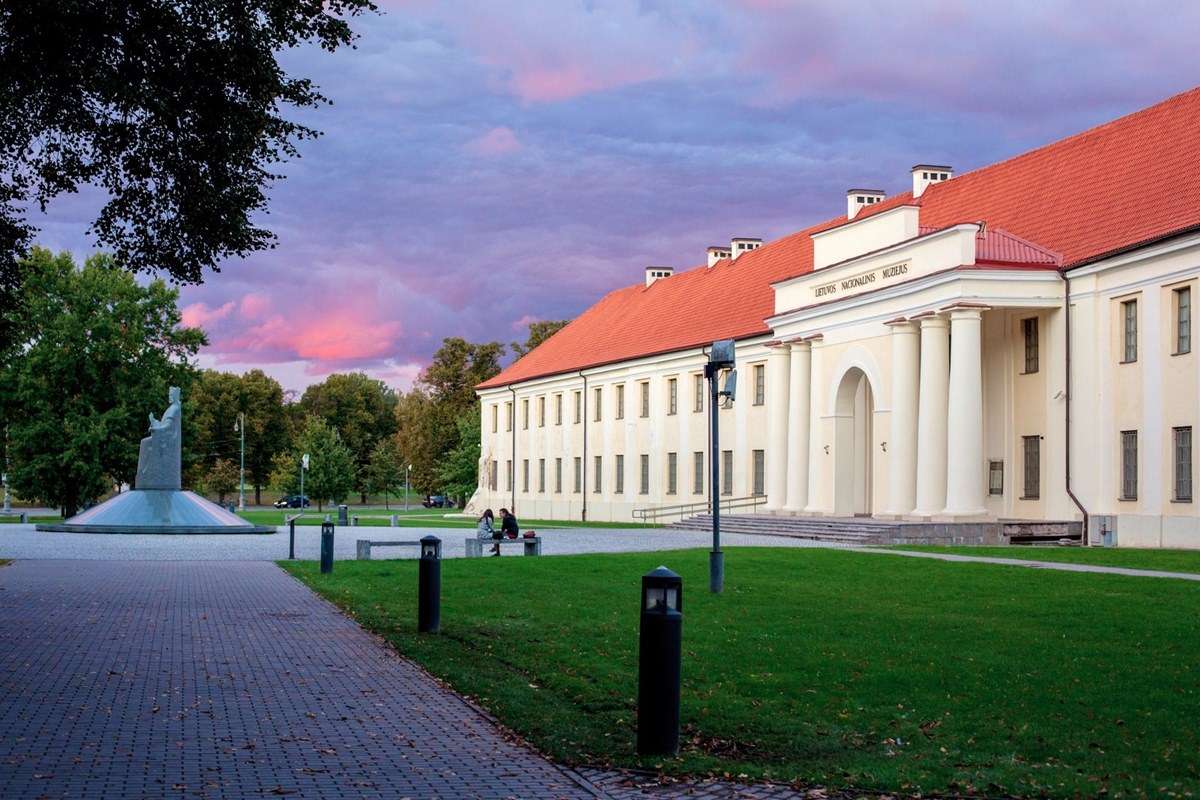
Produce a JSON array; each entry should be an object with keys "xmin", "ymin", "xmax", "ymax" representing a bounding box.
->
[
  {"xmin": 1118, "ymin": 359, "xmax": 1137, "ymax": 365},
  {"xmin": 1172, "ymin": 350, "xmax": 1191, "ymax": 357},
  {"xmin": 1019, "ymin": 495, "xmax": 1040, "ymax": 501},
  {"xmin": 1171, "ymin": 498, "xmax": 1193, "ymax": 504},
  {"xmin": 1118, "ymin": 496, "xmax": 1138, "ymax": 502}
]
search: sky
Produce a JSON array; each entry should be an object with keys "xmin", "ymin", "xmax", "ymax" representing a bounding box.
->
[{"xmin": 31, "ymin": 0, "xmax": 1199, "ymax": 394}]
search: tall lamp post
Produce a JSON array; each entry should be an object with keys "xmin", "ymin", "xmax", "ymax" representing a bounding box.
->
[
  {"xmin": 2, "ymin": 471, "xmax": 10, "ymax": 515},
  {"xmin": 234, "ymin": 412, "xmax": 246, "ymax": 511},
  {"xmin": 704, "ymin": 339, "xmax": 737, "ymax": 594},
  {"xmin": 405, "ymin": 464, "xmax": 412, "ymax": 512}
]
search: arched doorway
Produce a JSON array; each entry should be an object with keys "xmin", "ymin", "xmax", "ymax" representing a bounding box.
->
[{"xmin": 833, "ymin": 368, "xmax": 875, "ymax": 516}]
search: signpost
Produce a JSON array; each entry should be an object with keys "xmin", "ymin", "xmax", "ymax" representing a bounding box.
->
[{"xmin": 300, "ymin": 453, "xmax": 309, "ymax": 512}]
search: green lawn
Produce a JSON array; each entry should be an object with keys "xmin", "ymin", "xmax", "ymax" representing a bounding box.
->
[
  {"xmin": 893, "ymin": 545, "xmax": 1200, "ymax": 574},
  {"xmin": 240, "ymin": 509, "xmax": 651, "ymax": 530},
  {"xmin": 282, "ymin": 548, "xmax": 1200, "ymax": 797},
  {"xmin": 0, "ymin": 515, "xmax": 61, "ymax": 524}
]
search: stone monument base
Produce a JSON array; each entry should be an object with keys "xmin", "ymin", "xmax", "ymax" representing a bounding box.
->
[{"xmin": 36, "ymin": 490, "xmax": 274, "ymax": 535}]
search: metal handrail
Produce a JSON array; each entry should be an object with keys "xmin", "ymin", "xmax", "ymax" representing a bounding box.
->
[{"xmin": 632, "ymin": 494, "xmax": 766, "ymax": 523}]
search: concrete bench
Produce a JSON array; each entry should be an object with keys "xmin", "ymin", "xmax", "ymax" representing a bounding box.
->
[
  {"xmin": 465, "ymin": 536, "xmax": 542, "ymax": 558},
  {"xmin": 356, "ymin": 539, "xmax": 422, "ymax": 560}
]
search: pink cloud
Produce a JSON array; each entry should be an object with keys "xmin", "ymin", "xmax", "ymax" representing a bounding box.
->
[
  {"xmin": 181, "ymin": 300, "xmax": 235, "ymax": 328},
  {"xmin": 239, "ymin": 292, "xmax": 270, "ymax": 319},
  {"xmin": 465, "ymin": 126, "xmax": 522, "ymax": 156}
]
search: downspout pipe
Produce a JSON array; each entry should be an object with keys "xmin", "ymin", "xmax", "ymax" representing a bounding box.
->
[
  {"xmin": 508, "ymin": 385, "xmax": 517, "ymax": 515},
  {"xmin": 1061, "ymin": 270, "xmax": 1089, "ymax": 545},
  {"xmin": 579, "ymin": 370, "xmax": 588, "ymax": 522}
]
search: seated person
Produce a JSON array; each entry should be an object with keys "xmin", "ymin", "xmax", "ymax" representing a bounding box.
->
[{"xmin": 476, "ymin": 509, "xmax": 495, "ymax": 540}]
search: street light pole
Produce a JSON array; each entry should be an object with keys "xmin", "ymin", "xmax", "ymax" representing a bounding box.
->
[
  {"xmin": 235, "ymin": 412, "xmax": 246, "ymax": 511},
  {"xmin": 405, "ymin": 464, "xmax": 412, "ymax": 512}
]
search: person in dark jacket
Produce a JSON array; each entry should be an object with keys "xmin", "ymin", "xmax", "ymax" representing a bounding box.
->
[{"xmin": 493, "ymin": 508, "xmax": 519, "ymax": 555}]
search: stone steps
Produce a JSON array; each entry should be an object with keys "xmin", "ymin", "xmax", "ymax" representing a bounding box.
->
[{"xmin": 666, "ymin": 514, "xmax": 891, "ymax": 545}]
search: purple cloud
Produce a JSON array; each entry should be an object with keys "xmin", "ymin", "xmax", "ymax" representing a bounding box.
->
[{"xmin": 25, "ymin": 1, "xmax": 1198, "ymax": 393}]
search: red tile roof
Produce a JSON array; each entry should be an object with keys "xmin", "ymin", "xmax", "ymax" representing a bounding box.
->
[{"xmin": 480, "ymin": 86, "xmax": 1200, "ymax": 389}]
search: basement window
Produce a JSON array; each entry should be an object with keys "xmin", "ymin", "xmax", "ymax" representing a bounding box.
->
[{"xmin": 989, "ymin": 461, "xmax": 1004, "ymax": 495}]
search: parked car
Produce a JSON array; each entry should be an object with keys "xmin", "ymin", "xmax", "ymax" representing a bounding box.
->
[
  {"xmin": 422, "ymin": 494, "xmax": 456, "ymax": 509},
  {"xmin": 273, "ymin": 495, "xmax": 310, "ymax": 509}
]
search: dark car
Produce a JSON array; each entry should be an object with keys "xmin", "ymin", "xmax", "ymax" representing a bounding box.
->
[
  {"xmin": 422, "ymin": 494, "xmax": 455, "ymax": 509},
  {"xmin": 273, "ymin": 495, "xmax": 310, "ymax": 509}
]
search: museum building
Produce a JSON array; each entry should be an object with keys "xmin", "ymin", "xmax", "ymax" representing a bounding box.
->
[{"xmin": 471, "ymin": 88, "xmax": 1200, "ymax": 547}]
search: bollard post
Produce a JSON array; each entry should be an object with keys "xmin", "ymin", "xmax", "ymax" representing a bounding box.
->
[
  {"xmin": 417, "ymin": 535, "xmax": 442, "ymax": 633},
  {"xmin": 288, "ymin": 518, "xmax": 296, "ymax": 560},
  {"xmin": 320, "ymin": 516, "xmax": 335, "ymax": 574},
  {"xmin": 352, "ymin": 515, "xmax": 359, "ymax": 527},
  {"xmin": 637, "ymin": 566, "xmax": 683, "ymax": 756},
  {"xmin": 390, "ymin": 514, "xmax": 398, "ymax": 527},
  {"xmin": 19, "ymin": 511, "xmax": 28, "ymax": 524},
  {"xmin": 337, "ymin": 504, "xmax": 348, "ymax": 526}
]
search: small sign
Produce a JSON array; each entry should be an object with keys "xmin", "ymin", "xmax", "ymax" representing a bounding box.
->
[
  {"xmin": 301, "ymin": 454, "xmax": 310, "ymax": 470},
  {"xmin": 812, "ymin": 261, "xmax": 910, "ymax": 301}
]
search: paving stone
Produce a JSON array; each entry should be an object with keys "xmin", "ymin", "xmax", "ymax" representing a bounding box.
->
[{"xmin": 0, "ymin": 560, "xmax": 600, "ymax": 799}]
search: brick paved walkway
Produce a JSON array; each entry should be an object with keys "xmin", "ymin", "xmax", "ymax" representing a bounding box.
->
[{"xmin": 0, "ymin": 560, "xmax": 599, "ymax": 799}]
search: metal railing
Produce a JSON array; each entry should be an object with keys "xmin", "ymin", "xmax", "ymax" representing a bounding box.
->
[{"xmin": 632, "ymin": 494, "xmax": 767, "ymax": 524}]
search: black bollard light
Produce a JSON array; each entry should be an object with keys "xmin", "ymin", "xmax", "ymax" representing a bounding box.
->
[
  {"xmin": 320, "ymin": 515, "xmax": 334, "ymax": 574},
  {"xmin": 288, "ymin": 518, "xmax": 296, "ymax": 560},
  {"xmin": 417, "ymin": 535, "xmax": 442, "ymax": 633},
  {"xmin": 637, "ymin": 566, "xmax": 683, "ymax": 756}
]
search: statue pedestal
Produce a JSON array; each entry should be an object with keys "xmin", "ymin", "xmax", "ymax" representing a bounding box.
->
[{"xmin": 37, "ymin": 489, "xmax": 274, "ymax": 535}]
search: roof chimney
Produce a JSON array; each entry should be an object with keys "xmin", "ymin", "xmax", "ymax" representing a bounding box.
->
[
  {"xmin": 706, "ymin": 245, "xmax": 731, "ymax": 267},
  {"xmin": 730, "ymin": 237, "xmax": 762, "ymax": 260},
  {"xmin": 644, "ymin": 266, "xmax": 673, "ymax": 287},
  {"xmin": 911, "ymin": 164, "xmax": 952, "ymax": 198},
  {"xmin": 846, "ymin": 189, "xmax": 885, "ymax": 220}
]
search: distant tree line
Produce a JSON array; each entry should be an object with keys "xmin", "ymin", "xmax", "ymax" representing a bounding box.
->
[{"xmin": 0, "ymin": 248, "xmax": 567, "ymax": 514}]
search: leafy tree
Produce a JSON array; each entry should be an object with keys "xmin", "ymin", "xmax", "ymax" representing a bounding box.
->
[
  {"xmin": 240, "ymin": 370, "xmax": 290, "ymax": 505},
  {"xmin": 511, "ymin": 320, "xmax": 569, "ymax": 359},
  {"xmin": 365, "ymin": 437, "xmax": 405, "ymax": 509},
  {"xmin": 420, "ymin": 338, "xmax": 505, "ymax": 414},
  {"xmin": 299, "ymin": 372, "xmax": 397, "ymax": 502},
  {"xmin": 437, "ymin": 412, "xmax": 482, "ymax": 506},
  {"xmin": 0, "ymin": 0, "xmax": 377, "ymax": 351},
  {"xmin": 270, "ymin": 415, "xmax": 354, "ymax": 511},
  {"xmin": 394, "ymin": 388, "xmax": 446, "ymax": 496},
  {"xmin": 201, "ymin": 458, "xmax": 240, "ymax": 505},
  {"xmin": 0, "ymin": 248, "xmax": 205, "ymax": 516}
]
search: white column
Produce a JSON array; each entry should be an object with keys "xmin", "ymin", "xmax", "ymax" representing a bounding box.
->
[
  {"xmin": 784, "ymin": 340, "xmax": 812, "ymax": 512},
  {"xmin": 942, "ymin": 307, "xmax": 988, "ymax": 517},
  {"xmin": 884, "ymin": 320, "xmax": 920, "ymax": 516},
  {"xmin": 913, "ymin": 314, "xmax": 949, "ymax": 516},
  {"xmin": 764, "ymin": 343, "xmax": 791, "ymax": 511},
  {"xmin": 803, "ymin": 336, "xmax": 826, "ymax": 514}
]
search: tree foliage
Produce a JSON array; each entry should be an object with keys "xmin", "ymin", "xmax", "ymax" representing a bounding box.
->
[
  {"xmin": 299, "ymin": 372, "xmax": 397, "ymax": 500},
  {"xmin": 0, "ymin": 248, "xmax": 204, "ymax": 516},
  {"xmin": 0, "ymin": 0, "xmax": 377, "ymax": 350},
  {"xmin": 511, "ymin": 319, "xmax": 569, "ymax": 359},
  {"xmin": 190, "ymin": 368, "xmax": 288, "ymax": 503},
  {"xmin": 270, "ymin": 415, "xmax": 354, "ymax": 511},
  {"xmin": 364, "ymin": 437, "xmax": 405, "ymax": 508},
  {"xmin": 437, "ymin": 412, "xmax": 482, "ymax": 505},
  {"xmin": 201, "ymin": 457, "xmax": 239, "ymax": 504}
]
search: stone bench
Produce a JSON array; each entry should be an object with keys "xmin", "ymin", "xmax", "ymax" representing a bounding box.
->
[
  {"xmin": 356, "ymin": 539, "xmax": 422, "ymax": 560},
  {"xmin": 464, "ymin": 536, "xmax": 542, "ymax": 558}
]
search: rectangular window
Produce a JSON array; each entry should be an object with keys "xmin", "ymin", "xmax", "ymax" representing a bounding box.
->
[
  {"xmin": 505, "ymin": 401, "xmax": 513, "ymax": 432},
  {"xmin": 554, "ymin": 458, "xmax": 562, "ymax": 493},
  {"xmin": 1022, "ymin": 317, "xmax": 1039, "ymax": 373},
  {"xmin": 573, "ymin": 457, "xmax": 582, "ymax": 493},
  {"xmin": 1021, "ymin": 437, "xmax": 1040, "ymax": 499},
  {"xmin": 505, "ymin": 459, "xmax": 513, "ymax": 492},
  {"xmin": 491, "ymin": 404, "xmax": 498, "ymax": 433},
  {"xmin": 1122, "ymin": 299, "xmax": 1138, "ymax": 363},
  {"xmin": 1121, "ymin": 430, "xmax": 1138, "ymax": 500},
  {"xmin": 538, "ymin": 396, "xmax": 545, "ymax": 427},
  {"xmin": 640, "ymin": 381, "xmax": 650, "ymax": 418},
  {"xmin": 752, "ymin": 449, "xmax": 766, "ymax": 496},
  {"xmin": 616, "ymin": 384, "xmax": 625, "ymax": 419},
  {"xmin": 615, "ymin": 454, "xmax": 624, "ymax": 494},
  {"xmin": 721, "ymin": 450, "xmax": 733, "ymax": 495},
  {"xmin": 489, "ymin": 460, "xmax": 498, "ymax": 491},
  {"xmin": 555, "ymin": 393, "xmax": 563, "ymax": 425},
  {"xmin": 667, "ymin": 452, "xmax": 677, "ymax": 495},
  {"xmin": 593, "ymin": 456, "xmax": 602, "ymax": 493},
  {"xmin": 538, "ymin": 458, "xmax": 545, "ymax": 493},
  {"xmin": 693, "ymin": 374, "xmax": 704, "ymax": 413},
  {"xmin": 753, "ymin": 364, "xmax": 765, "ymax": 405},
  {"xmin": 522, "ymin": 459, "xmax": 530, "ymax": 493},
  {"xmin": 693, "ymin": 451, "xmax": 704, "ymax": 495},
  {"xmin": 988, "ymin": 460, "xmax": 1004, "ymax": 496},
  {"xmin": 522, "ymin": 398, "xmax": 529, "ymax": 430},
  {"xmin": 594, "ymin": 387, "xmax": 602, "ymax": 421},
  {"xmin": 639, "ymin": 454, "xmax": 650, "ymax": 495},
  {"xmin": 574, "ymin": 391, "xmax": 581, "ymax": 424},
  {"xmin": 1176, "ymin": 287, "xmax": 1191, "ymax": 355},
  {"xmin": 1174, "ymin": 426, "xmax": 1192, "ymax": 502},
  {"xmin": 667, "ymin": 378, "xmax": 678, "ymax": 415}
]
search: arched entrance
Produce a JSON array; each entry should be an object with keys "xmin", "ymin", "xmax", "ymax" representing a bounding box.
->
[{"xmin": 833, "ymin": 368, "xmax": 875, "ymax": 516}]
